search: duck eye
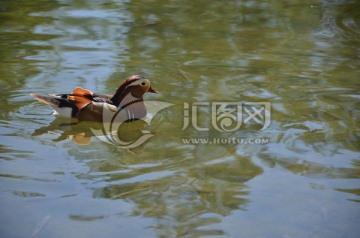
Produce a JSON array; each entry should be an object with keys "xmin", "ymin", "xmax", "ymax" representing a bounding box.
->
[{"xmin": 141, "ymin": 82, "xmax": 146, "ymax": 86}]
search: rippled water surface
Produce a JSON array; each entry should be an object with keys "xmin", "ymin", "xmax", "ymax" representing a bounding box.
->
[{"xmin": 1, "ymin": 0, "xmax": 359, "ymax": 237}]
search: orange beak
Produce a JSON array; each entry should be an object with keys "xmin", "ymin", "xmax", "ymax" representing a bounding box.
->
[{"xmin": 148, "ymin": 86, "xmax": 158, "ymax": 94}]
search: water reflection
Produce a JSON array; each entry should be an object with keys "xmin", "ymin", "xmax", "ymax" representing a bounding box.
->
[
  {"xmin": 89, "ymin": 144, "xmax": 261, "ymax": 236},
  {"xmin": 32, "ymin": 117, "xmax": 149, "ymax": 145}
]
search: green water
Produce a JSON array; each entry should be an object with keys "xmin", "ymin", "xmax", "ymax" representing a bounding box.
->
[{"xmin": 1, "ymin": 0, "xmax": 359, "ymax": 237}]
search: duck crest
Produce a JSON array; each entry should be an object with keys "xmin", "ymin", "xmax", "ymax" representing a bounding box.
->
[{"xmin": 110, "ymin": 75, "xmax": 146, "ymax": 106}]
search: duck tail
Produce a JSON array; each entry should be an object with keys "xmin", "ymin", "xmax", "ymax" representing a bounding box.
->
[{"xmin": 30, "ymin": 94, "xmax": 60, "ymax": 106}]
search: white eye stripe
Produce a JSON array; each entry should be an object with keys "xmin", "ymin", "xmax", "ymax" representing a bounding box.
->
[{"xmin": 125, "ymin": 79, "xmax": 149, "ymax": 88}]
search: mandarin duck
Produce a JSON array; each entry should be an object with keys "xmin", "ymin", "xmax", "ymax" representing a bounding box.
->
[{"xmin": 31, "ymin": 75, "xmax": 157, "ymax": 122}]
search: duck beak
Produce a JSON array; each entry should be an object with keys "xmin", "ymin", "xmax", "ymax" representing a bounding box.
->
[{"xmin": 148, "ymin": 86, "xmax": 158, "ymax": 94}]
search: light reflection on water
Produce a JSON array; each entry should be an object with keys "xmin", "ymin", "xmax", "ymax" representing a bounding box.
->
[{"xmin": 0, "ymin": 0, "xmax": 359, "ymax": 237}]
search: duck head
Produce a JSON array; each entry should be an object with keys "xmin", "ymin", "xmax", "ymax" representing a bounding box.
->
[{"xmin": 110, "ymin": 75, "xmax": 158, "ymax": 107}]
